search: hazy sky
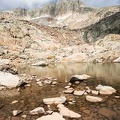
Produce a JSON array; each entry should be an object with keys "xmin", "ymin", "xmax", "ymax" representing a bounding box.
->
[
  {"xmin": 82, "ymin": 0, "xmax": 120, "ymax": 7},
  {"xmin": 0, "ymin": 0, "xmax": 120, "ymax": 11}
]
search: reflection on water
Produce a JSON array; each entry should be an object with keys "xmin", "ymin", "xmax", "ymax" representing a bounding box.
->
[
  {"xmin": 0, "ymin": 63, "xmax": 120, "ymax": 120},
  {"xmin": 18, "ymin": 63, "xmax": 120, "ymax": 86}
]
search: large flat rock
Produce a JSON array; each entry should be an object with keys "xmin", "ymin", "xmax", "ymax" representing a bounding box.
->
[
  {"xmin": 0, "ymin": 71, "xmax": 20, "ymax": 88},
  {"xmin": 96, "ymin": 84, "xmax": 116, "ymax": 95},
  {"xmin": 57, "ymin": 104, "xmax": 81, "ymax": 118},
  {"xmin": 36, "ymin": 112, "xmax": 65, "ymax": 120},
  {"xmin": 30, "ymin": 107, "xmax": 45, "ymax": 115},
  {"xmin": 43, "ymin": 96, "xmax": 66, "ymax": 105},
  {"xmin": 70, "ymin": 74, "xmax": 91, "ymax": 83},
  {"xmin": 86, "ymin": 95, "xmax": 103, "ymax": 102}
]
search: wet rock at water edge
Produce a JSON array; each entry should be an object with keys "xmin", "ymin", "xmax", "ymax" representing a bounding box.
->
[
  {"xmin": 44, "ymin": 80, "xmax": 52, "ymax": 84},
  {"xmin": 57, "ymin": 104, "xmax": 81, "ymax": 118},
  {"xmin": 13, "ymin": 110, "xmax": 22, "ymax": 116},
  {"xmin": 30, "ymin": 107, "xmax": 45, "ymax": 115},
  {"xmin": 16, "ymin": 80, "xmax": 28, "ymax": 88},
  {"xmin": 21, "ymin": 115, "xmax": 27, "ymax": 118},
  {"xmin": 64, "ymin": 86, "xmax": 70, "ymax": 89},
  {"xmin": 51, "ymin": 81, "xmax": 57, "ymax": 85},
  {"xmin": 43, "ymin": 96, "xmax": 67, "ymax": 105},
  {"xmin": 85, "ymin": 86, "xmax": 91, "ymax": 93},
  {"xmin": 31, "ymin": 61, "xmax": 48, "ymax": 67},
  {"xmin": 114, "ymin": 96, "xmax": 120, "ymax": 99},
  {"xmin": 70, "ymin": 74, "xmax": 91, "ymax": 83},
  {"xmin": 11, "ymin": 100, "xmax": 18, "ymax": 104},
  {"xmin": 74, "ymin": 90, "xmax": 85, "ymax": 96},
  {"xmin": 36, "ymin": 112, "xmax": 65, "ymax": 120},
  {"xmin": 114, "ymin": 57, "xmax": 120, "ymax": 63},
  {"xmin": 63, "ymin": 88, "xmax": 74, "ymax": 94},
  {"xmin": 37, "ymin": 81, "xmax": 43, "ymax": 87},
  {"xmin": 0, "ymin": 71, "xmax": 20, "ymax": 88},
  {"xmin": 96, "ymin": 84, "xmax": 116, "ymax": 95},
  {"xmin": 86, "ymin": 95, "xmax": 103, "ymax": 102},
  {"xmin": 91, "ymin": 90, "xmax": 99, "ymax": 95},
  {"xmin": 46, "ymin": 110, "xmax": 53, "ymax": 114}
]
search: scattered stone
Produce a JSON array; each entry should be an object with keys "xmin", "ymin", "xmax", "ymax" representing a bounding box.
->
[
  {"xmin": 21, "ymin": 115, "xmax": 27, "ymax": 118},
  {"xmin": 68, "ymin": 83, "xmax": 72, "ymax": 86},
  {"xmin": 70, "ymin": 74, "xmax": 90, "ymax": 83},
  {"xmin": 43, "ymin": 96, "xmax": 67, "ymax": 105},
  {"xmin": 86, "ymin": 86, "xmax": 90, "ymax": 89},
  {"xmin": 36, "ymin": 79, "xmax": 41, "ymax": 82},
  {"xmin": 31, "ymin": 61, "xmax": 48, "ymax": 67},
  {"xmin": 51, "ymin": 81, "xmax": 57, "ymax": 85},
  {"xmin": 37, "ymin": 81, "xmax": 43, "ymax": 87},
  {"xmin": 57, "ymin": 104, "xmax": 81, "ymax": 118},
  {"xmin": 16, "ymin": 80, "xmax": 27, "ymax": 88},
  {"xmin": 85, "ymin": 86, "xmax": 91, "ymax": 93},
  {"xmin": 98, "ymin": 107, "xmax": 117, "ymax": 118},
  {"xmin": 75, "ymin": 81, "xmax": 80, "ymax": 84},
  {"xmin": 74, "ymin": 90, "xmax": 85, "ymax": 96},
  {"xmin": 84, "ymin": 92, "xmax": 88, "ymax": 95},
  {"xmin": 11, "ymin": 100, "xmax": 18, "ymax": 104},
  {"xmin": 86, "ymin": 95, "xmax": 103, "ymax": 102},
  {"xmin": 64, "ymin": 86, "xmax": 70, "ymax": 89},
  {"xmin": 30, "ymin": 107, "xmax": 45, "ymax": 115},
  {"xmin": 46, "ymin": 110, "xmax": 53, "ymax": 114},
  {"xmin": 63, "ymin": 88, "xmax": 74, "ymax": 94},
  {"xmin": 114, "ymin": 96, "xmax": 120, "ymax": 99},
  {"xmin": 13, "ymin": 110, "xmax": 22, "ymax": 116},
  {"xmin": 68, "ymin": 102, "xmax": 75, "ymax": 105},
  {"xmin": 96, "ymin": 84, "xmax": 116, "ymax": 95},
  {"xmin": 0, "ymin": 72, "xmax": 20, "ymax": 88},
  {"xmin": 25, "ymin": 84, "xmax": 31, "ymax": 87},
  {"xmin": 44, "ymin": 80, "xmax": 52, "ymax": 84},
  {"xmin": 36, "ymin": 112, "xmax": 65, "ymax": 120},
  {"xmin": 91, "ymin": 90, "xmax": 99, "ymax": 95},
  {"xmin": 17, "ymin": 88, "xmax": 21, "ymax": 92}
]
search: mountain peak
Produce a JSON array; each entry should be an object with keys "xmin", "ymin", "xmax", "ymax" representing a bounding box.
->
[{"xmin": 55, "ymin": 0, "xmax": 85, "ymax": 15}]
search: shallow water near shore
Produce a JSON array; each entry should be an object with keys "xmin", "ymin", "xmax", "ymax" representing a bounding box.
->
[
  {"xmin": 0, "ymin": 63, "xmax": 120, "ymax": 120},
  {"xmin": 18, "ymin": 63, "xmax": 120, "ymax": 87}
]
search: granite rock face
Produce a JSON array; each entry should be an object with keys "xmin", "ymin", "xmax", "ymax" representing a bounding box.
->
[
  {"xmin": 20, "ymin": 1, "xmax": 120, "ymax": 44},
  {"xmin": 0, "ymin": 0, "xmax": 120, "ymax": 63},
  {"xmin": 14, "ymin": 7, "xmax": 27, "ymax": 17},
  {"xmin": 82, "ymin": 11, "xmax": 120, "ymax": 42},
  {"xmin": 55, "ymin": 0, "xmax": 85, "ymax": 15}
]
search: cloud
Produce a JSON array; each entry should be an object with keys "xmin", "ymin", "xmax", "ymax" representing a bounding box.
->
[
  {"xmin": 0, "ymin": 0, "xmax": 54, "ymax": 11},
  {"xmin": 82, "ymin": 0, "xmax": 120, "ymax": 7},
  {"xmin": 0, "ymin": 0, "xmax": 120, "ymax": 11}
]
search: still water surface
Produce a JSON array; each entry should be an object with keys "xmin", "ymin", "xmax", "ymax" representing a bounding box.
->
[
  {"xmin": 0, "ymin": 63, "xmax": 120, "ymax": 119},
  {"xmin": 18, "ymin": 63, "xmax": 120, "ymax": 88}
]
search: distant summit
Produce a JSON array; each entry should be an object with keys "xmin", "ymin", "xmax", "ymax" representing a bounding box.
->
[
  {"xmin": 13, "ymin": 0, "xmax": 85, "ymax": 17},
  {"xmin": 1, "ymin": 0, "xmax": 120, "ymax": 42},
  {"xmin": 55, "ymin": 0, "xmax": 85, "ymax": 15}
]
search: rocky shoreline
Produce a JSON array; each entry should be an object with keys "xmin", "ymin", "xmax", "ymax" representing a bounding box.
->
[
  {"xmin": 0, "ymin": 0, "xmax": 120, "ymax": 119},
  {"xmin": 0, "ymin": 65, "xmax": 120, "ymax": 120}
]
